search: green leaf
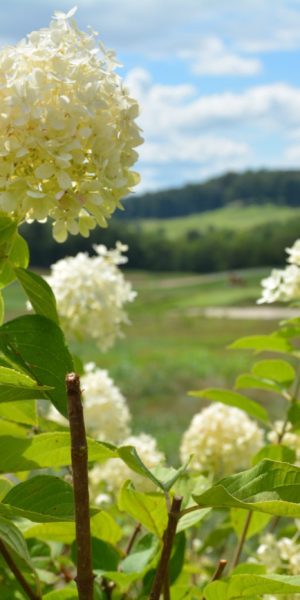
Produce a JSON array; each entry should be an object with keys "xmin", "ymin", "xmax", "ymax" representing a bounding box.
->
[
  {"xmin": 252, "ymin": 444, "xmax": 296, "ymax": 465},
  {"xmin": 230, "ymin": 508, "xmax": 271, "ymax": 540},
  {"xmin": 188, "ymin": 388, "xmax": 268, "ymax": 422},
  {"xmin": 235, "ymin": 374, "xmax": 282, "ymax": 394},
  {"xmin": 203, "ymin": 573, "xmax": 300, "ymax": 599},
  {"xmin": 0, "ymin": 292, "xmax": 3, "ymax": 325},
  {"xmin": 0, "ymin": 399, "xmax": 37, "ymax": 426},
  {"xmin": 120, "ymin": 534, "xmax": 158, "ymax": 574},
  {"xmin": 169, "ymin": 532, "xmax": 186, "ymax": 584},
  {"xmin": 177, "ymin": 506, "xmax": 211, "ymax": 533},
  {"xmin": 24, "ymin": 510, "xmax": 122, "ymax": 545},
  {"xmin": 0, "ymin": 431, "xmax": 116, "ymax": 473},
  {"xmin": 0, "ymin": 477, "xmax": 13, "ymax": 500},
  {"xmin": 90, "ymin": 510, "xmax": 122, "ymax": 545},
  {"xmin": 0, "ymin": 515, "xmax": 34, "ymax": 568},
  {"xmin": 0, "ymin": 515, "xmax": 40, "ymax": 595},
  {"xmin": 43, "ymin": 585, "xmax": 78, "ymax": 599},
  {"xmin": 0, "ymin": 365, "xmax": 51, "ymax": 402},
  {"xmin": 236, "ymin": 359, "xmax": 295, "ymax": 395},
  {"xmin": 151, "ymin": 462, "xmax": 190, "ymax": 492},
  {"xmin": 193, "ymin": 459, "xmax": 300, "ymax": 517},
  {"xmin": 252, "ymin": 359, "xmax": 295, "ymax": 385},
  {"xmin": 288, "ymin": 402, "xmax": 300, "ymax": 428},
  {"xmin": 229, "ymin": 334, "xmax": 292, "ymax": 354},
  {"xmin": 0, "ymin": 215, "xmax": 17, "ymax": 246},
  {"xmin": 98, "ymin": 571, "xmax": 141, "ymax": 594},
  {"xmin": 0, "ymin": 233, "xmax": 29, "ymax": 289},
  {"xmin": 15, "ymin": 268, "xmax": 59, "ymax": 324},
  {"xmin": 2, "ymin": 475, "xmax": 75, "ymax": 522},
  {"xmin": 0, "ymin": 418, "xmax": 28, "ymax": 437},
  {"xmin": 0, "ymin": 216, "xmax": 17, "ymax": 275},
  {"xmin": 91, "ymin": 538, "xmax": 120, "ymax": 571},
  {"xmin": 118, "ymin": 445, "xmax": 163, "ymax": 490},
  {"xmin": 0, "ymin": 315, "xmax": 73, "ymax": 416},
  {"xmin": 118, "ymin": 482, "xmax": 168, "ymax": 538}
]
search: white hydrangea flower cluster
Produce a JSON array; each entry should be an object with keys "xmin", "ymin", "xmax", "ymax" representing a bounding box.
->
[
  {"xmin": 257, "ymin": 532, "xmax": 300, "ymax": 576},
  {"xmin": 90, "ymin": 433, "xmax": 165, "ymax": 497},
  {"xmin": 0, "ymin": 7, "xmax": 142, "ymax": 242},
  {"xmin": 46, "ymin": 242, "xmax": 136, "ymax": 351},
  {"xmin": 180, "ymin": 403, "xmax": 264, "ymax": 477},
  {"xmin": 267, "ymin": 421, "xmax": 300, "ymax": 465},
  {"xmin": 81, "ymin": 362, "xmax": 131, "ymax": 443},
  {"xmin": 47, "ymin": 363, "xmax": 131, "ymax": 444},
  {"xmin": 258, "ymin": 239, "xmax": 300, "ymax": 304}
]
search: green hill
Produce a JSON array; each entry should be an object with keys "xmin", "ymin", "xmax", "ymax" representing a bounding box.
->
[
  {"xmin": 134, "ymin": 203, "xmax": 300, "ymax": 239},
  {"xmin": 118, "ymin": 169, "xmax": 300, "ymax": 219}
]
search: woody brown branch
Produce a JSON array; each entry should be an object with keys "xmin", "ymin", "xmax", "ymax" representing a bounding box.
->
[{"xmin": 66, "ymin": 372, "xmax": 94, "ymax": 600}]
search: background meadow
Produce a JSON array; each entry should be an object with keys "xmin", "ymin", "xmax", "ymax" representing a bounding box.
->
[{"xmin": 3, "ymin": 267, "xmax": 280, "ymax": 462}]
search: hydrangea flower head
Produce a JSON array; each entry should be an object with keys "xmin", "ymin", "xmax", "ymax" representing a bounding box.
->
[
  {"xmin": 0, "ymin": 8, "xmax": 142, "ymax": 241},
  {"xmin": 81, "ymin": 362, "xmax": 131, "ymax": 443},
  {"xmin": 258, "ymin": 239, "xmax": 300, "ymax": 304},
  {"xmin": 47, "ymin": 362, "xmax": 131, "ymax": 444},
  {"xmin": 268, "ymin": 420, "xmax": 300, "ymax": 465},
  {"xmin": 90, "ymin": 433, "xmax": 165, "ymax": 497},
  {"xmin": 257, "ymin": 532, "xmax": 300, "ymax": 576},
  {"xmin": 180, "ymin": 403, "xmax": 264, "ymax": 477},
  {"xmin": 46, "ymin": 242, "xmax": 136, "ymax": 350}
]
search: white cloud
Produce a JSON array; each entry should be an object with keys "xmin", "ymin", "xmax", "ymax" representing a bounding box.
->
[
  {"xmin": 180, "ymin": 37, "xmax": 262, "ymax": 77},
  {"xmin": 126, "ymin": 69, "xmax": 300, "ymax": 191},
  {"xmin": 140, "ymin": 136, "xmax": 250, "ymax": 165},
  {"xmin": 2, "ymin": 0, "xmax": 300, "ymax": 57}
]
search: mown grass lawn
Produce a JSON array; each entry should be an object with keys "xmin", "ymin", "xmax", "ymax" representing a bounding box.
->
[{"xmin": 3, "ymin": 268, "xmax": 281, "ymax": 462}]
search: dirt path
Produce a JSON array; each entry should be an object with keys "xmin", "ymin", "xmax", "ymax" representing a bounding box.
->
[{"xmin": 185, "ymin": 306, "xmax": 300, "ymax": 320}]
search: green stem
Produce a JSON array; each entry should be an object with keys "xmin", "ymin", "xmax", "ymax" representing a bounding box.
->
[{"xmin": 231, "ymin": 511, "xmax": 252, "ymax": 569}]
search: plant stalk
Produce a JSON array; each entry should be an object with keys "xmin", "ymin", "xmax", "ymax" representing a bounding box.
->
[
  {"xmin": 66, "ymin": 372, "xmax": 94, "ymax": 600},
  {"xmin": 201, "ymin": 559, "xmax": 227, "ymax": 600},
  {"xmin": 149, "ymin": 495, "xmax": 183, "ymax": 600},
  {"xmin": 163, "ymin": 571, "xmax": 170, "ymax": 600},
  {"xmin": 211, "ymin": 559, "xmax": 227, "ymax": 581},
  {"xmin": 231, "ymin": 510, "xmax": 252, "ymax": 569},
  {"xmin": 125, "ymin": 522, "xmax": 142, "ymax": 556},
  {"xmin": 0, "ymin": 539, "xmax": 41, "ymax": 600}
]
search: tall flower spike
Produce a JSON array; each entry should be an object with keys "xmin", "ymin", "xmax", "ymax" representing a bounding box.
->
[{"xmin": 0, "ymin": 10, "xmax": 142, "ymax": 241}]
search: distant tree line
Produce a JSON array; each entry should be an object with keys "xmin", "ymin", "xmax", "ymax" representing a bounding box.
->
[
  {"xmin": 117, "ymin": 169, "xmax": 300, "ymax": 219},
  {"xmin": 23, "ymin": 215, "xmax": 300, "ymax": 273}
]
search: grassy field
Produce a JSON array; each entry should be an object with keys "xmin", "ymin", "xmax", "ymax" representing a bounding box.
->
[
  {"xmin": 3, "ymin": 268, "xmax": 284, "ymax": 463},
  {"xmin": 134, "ymin": 203, "xmax": 300, "ymax": 239}
]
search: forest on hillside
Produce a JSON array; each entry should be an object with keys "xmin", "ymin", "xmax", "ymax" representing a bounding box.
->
[
  {"xmin": 118, "ymin": 169, "xmax": 300, "ymax": 219},
  {"xmin": 24, "ymin": 212, "xmax": 300, "ymax": 273},
  {"xmin": 22, "ymin": 169, "xmax": 300, "ymax": 272}
]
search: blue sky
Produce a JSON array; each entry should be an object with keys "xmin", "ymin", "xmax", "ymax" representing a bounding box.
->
[{"xmin": 1, "ymin": 0, "xmax": 300, "ymax": 192}]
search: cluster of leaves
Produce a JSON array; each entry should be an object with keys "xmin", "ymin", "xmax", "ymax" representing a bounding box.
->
[{"xmin": 3, "ymin": 214, "xmax": 300, "ymax": 599}]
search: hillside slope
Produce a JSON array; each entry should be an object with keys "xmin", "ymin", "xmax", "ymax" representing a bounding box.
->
[
  {"xmin": 133, "ymin": 203, "xmax": 300, "ymax": 239},
  {"xmin": 117, "ymin": 169, "xmax": 300, "ymax": 219}
]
